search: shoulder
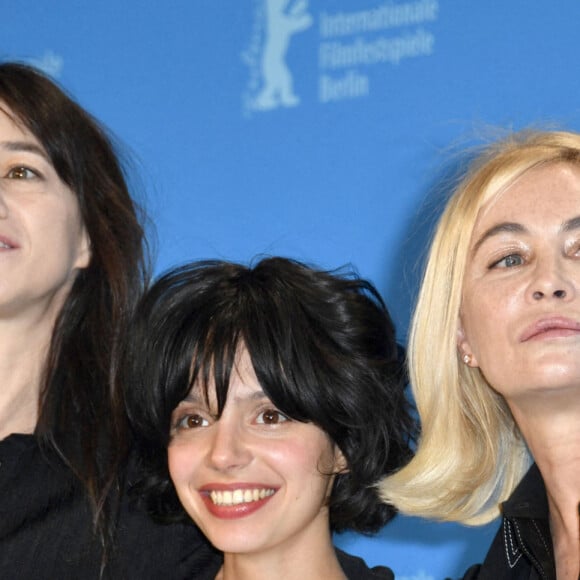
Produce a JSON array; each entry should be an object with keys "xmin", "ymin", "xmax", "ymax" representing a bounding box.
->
[
  {"xmin": 0, "ymin": 436, "xmax": 222, "ymax": 580},
  {"xmin": 0, "ymin": 434, "xmax": 76, "ymax": 525},
  {"xmin": 336, "ymin": 548, "xmax": 394, "ymax": 580},
  {"xmin": 458, "ymin": 465, "xmax": 553, "ymax": 580},
  {"xmin": 0, "ymin": 435, "xmax": 99, "ymax": 578}
]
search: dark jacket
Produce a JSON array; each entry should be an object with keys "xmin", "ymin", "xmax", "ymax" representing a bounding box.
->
[
  {"xmin": 191, "ymin": 547, "xmax": 393, "ymax": 579},
  {"xmin": 461, "ymin": 464, "xmax": 555, "ymax": 580},
  {"xmin": 0, "ymin": 433, "xmax": 220, "ymax": 579},
  {"xmin": 337, "ymin": 548, "xmax": 394, "ymax": 579}
]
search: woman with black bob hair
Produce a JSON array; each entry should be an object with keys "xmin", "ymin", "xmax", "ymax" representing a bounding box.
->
[
  {"xmin": 125, "ymin": 256, "xmax": 415, "ymax": 580},
  {"xmin": 0, "ymin": 62, "xmax": 216, "ymax": 578}
]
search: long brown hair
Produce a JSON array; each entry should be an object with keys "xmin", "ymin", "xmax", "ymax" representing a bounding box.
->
[{"xmin": 0, "ymin": 62, "xmax": 150, "ymax": 549}]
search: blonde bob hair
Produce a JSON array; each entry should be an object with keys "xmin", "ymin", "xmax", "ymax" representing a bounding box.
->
[{"xmin": 380, "ymin": 130, "xmax": 580, "ymax": 525}]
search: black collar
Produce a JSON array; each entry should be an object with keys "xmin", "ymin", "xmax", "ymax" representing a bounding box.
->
[{"xmin": 500, "ymin": 463, "xmax": 549, "ymax": 519}]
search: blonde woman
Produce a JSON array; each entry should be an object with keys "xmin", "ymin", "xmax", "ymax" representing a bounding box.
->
[{"xmin": 380, "ymin": 130, "xmax": 580, "ymax": 579}]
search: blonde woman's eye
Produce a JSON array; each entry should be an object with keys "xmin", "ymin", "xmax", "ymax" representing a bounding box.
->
[
  {"xmin": 176, "ymin": 414, "xmax": 209, "ymax": 429},
  {"xmin": 6, "ymin": 166, "xmax": 40, "ymax": 180},
  {"xmin": 256, "ymin": 409, "xmax": 288, "ymax": 425},
  {"xmin": 491, "ymin": 254, "xmax": 523, "ymax": 269},
  {"xmin": 568, "ymin": 240, "xmax": 580, "ymax": 257}
]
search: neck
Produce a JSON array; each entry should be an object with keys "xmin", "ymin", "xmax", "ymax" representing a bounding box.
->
[
  {"xmin": 216, "ymin": 527, "xmax": 346, "ymax": 580},
  {"xmin": 0, "ymin": 316, "xmax": 55, "ymax": 440},
  {"xmin": 507, "ymin": 390, "xmax": 580, "ymax": 580}
]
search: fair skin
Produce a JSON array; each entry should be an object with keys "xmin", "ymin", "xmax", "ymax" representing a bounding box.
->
[
  {"xmin": 458, "ymin": 162, "xmax": 580, "ymax": 579},
  {"xmin": 169, "ymin": 348, "xmax": 347, "ymax": 580},
  {"xmin": 0, "ymin": 105, "xmax": 90, "ymax": 439}
]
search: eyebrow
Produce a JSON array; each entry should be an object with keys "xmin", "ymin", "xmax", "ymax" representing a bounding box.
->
[
  {"xmin": 472, "ymin": 222, "xmax": 527, "ymax": 255},
  {"xmin": 561, "ymin": 215, "xmax": 580, "ymax": 232},
  {"xmin": 1, "ymin": 140, "xmax": 49, "ymax": 161},
  {"xmin": 472, "ymin": 215, "xmax": 580, "ymax": 256}
]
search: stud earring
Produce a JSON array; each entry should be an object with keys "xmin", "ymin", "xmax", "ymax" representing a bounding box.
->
[{"xmin": 462, "ymin": 354, "xmax": 471, "ymax": 365}]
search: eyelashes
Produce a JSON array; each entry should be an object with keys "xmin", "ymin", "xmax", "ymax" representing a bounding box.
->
[
  {"xmin": 485, "ymin": 238, "xmax": 580, "ymax": 271},
  {"xmin": 255, "ymin": 408, "xmax": 289, "ymax": 425},
  {"xmin": 488, "ymin": 253, "xmax": 524, "ymax": 269},
  {"xmin": 5, "ymin": 165, "xmax": 43, "ymax": 180},
  {"xmin": 174, "ymin": 413, "xmax": 210, "ymax": 430},
  {"xmin": 171, "ymin": 406, "xmax": 290, "ymax": 432}
]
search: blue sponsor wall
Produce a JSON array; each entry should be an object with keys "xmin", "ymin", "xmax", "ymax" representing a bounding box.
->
[{"xmin": 4, "ymin": 2, "xmax": 580, "ymax": 577}]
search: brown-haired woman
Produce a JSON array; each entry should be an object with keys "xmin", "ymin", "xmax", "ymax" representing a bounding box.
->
[{"xmin": 0, "ymin": 62, "xmax": 218, "ymax": 579}]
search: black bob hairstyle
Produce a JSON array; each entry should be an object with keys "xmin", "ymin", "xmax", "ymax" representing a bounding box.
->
[{"xmin": 125, "ymin": 257, "xmax": 415, "ymax": 533}]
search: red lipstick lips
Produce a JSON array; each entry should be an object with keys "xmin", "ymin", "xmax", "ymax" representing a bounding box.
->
[{"xmin": 199, "ymin": 484, "xmax": 278, "ymax": 520}]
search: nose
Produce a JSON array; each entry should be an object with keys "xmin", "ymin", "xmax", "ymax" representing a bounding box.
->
[
  {"xmin": 0, "ymin": 189, "xmax": 8, "ymax": 218},
  {"xmin": 529, "ymin": 256, "xmax": 575, "ymax": 302},
  {"xmin": 207, "ymin": 419, "xmax": 252, "ymax": 472},
  {"xmin": 532, "ymin": 289, "xmax": 568, "ymax": 300}
]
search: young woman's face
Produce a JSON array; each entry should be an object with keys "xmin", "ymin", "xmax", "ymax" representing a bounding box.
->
[
  {"xmin": 459, "ymin": 162, "xmax": 580, "ymax": 402},
  {"xmin": 168, "ymin": 347, "xmax": 344, "ymax": 556},
  {"xmin": 0, "ymin": 104, "xmax": 90, "ymax": 321}
]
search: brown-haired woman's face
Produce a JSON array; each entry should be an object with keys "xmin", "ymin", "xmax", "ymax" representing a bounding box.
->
[
  {"xmin": 0, "ymin": 104, "xmax": 90, "ymax": 319},
  {"xmin": 458, "ymin": 162, "xmax": 580, "ymax": 402}
]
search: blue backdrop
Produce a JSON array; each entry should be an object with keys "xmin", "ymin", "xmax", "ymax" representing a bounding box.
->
[{"xmin": 4, "ymin": 2, "xmax": 580, "ymax": 577}]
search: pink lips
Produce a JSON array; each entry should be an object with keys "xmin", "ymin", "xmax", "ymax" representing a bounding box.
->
[
  {"xmin": 0, "ymin": 234, "xmax": 17, "ymax": 250},
  {"xmin": 520, "ymin": 317, "xmax": 580, "ymax": 342}
]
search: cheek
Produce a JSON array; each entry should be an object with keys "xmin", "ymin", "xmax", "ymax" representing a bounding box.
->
[
  {"xmin": 35, "ymin": 202, "xmax": 85, "ymax": 258},
  {"xmin": 462, "ymin": 288, "xmax": 517, "ymax": 355},
  {"xmin": 273, "ymin": 437, "xmax": 336, "ymax": 485},
  {"xmin": 461, "ymin": 284, "xmax": 499, "ymax": 342},
  {"xmin": 264, "ymin": 439, "xmax": 322, "ymax": 478},
  {"xmin": 167, "ymin": 442, "xmax": 199, "ymax": 487}
]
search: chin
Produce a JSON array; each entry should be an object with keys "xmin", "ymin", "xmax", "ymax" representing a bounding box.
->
[
  {"xmin": 512, "ymin": 379, "xmax": 580, "ymax": 399},
  {"xmin": 209, "ymin": 531, "xmax": 270, "ymax": 555},
  {"xmin": 535, "ymin": 361, "xmax": 580, "ymax": 387}
]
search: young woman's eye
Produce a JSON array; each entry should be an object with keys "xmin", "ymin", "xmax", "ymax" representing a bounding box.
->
[
  {"xmin": 256, "ymin": 409, "xmax": 288, "ymax": 425},
  {"xmin": 6, "ymin": 166, "xmax": 40, "ymax": 180},
  {"xmin": 490, "ymin": 254, "xmax": 524, "ymax": 269},
  {"xmin": 176, "ymin": 413, "xmax": 209, "ymax": 430}
]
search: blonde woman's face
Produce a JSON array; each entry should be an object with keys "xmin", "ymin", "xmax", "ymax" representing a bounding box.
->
[{"xmin": 458, "ymin": 162, "xmax": 580, "ymax": 402}]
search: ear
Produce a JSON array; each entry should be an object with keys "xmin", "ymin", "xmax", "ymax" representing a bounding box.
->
[
  {"xmin": 74, "ymin": 227, "xmax": 91, "ymax": 270},
  {"xmin": 333, "ymin": 446, "xmax": 349, "ymax": 474},
  {"xmin": 457, "ymin": 321, "xmax": 479, "ymax": 368}
]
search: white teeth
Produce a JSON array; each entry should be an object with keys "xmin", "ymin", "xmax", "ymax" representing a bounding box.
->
[
  {"xmin": 209, "ymin": 488, "xmax": 276, "ymax": 506},
  {"xmin": 0, "ymin": 241, "xmax": 11, "ymax": 249}
]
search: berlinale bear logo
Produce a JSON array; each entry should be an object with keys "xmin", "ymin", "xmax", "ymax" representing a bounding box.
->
[{"xmin": 243, "ymin": 0, "xmax": 312, "ymax": 113}]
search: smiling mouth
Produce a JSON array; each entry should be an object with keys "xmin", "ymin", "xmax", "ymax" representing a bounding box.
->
[
  {"xmin": 0, "ymin": 241, "xmax": 13, "ymax": 249},
  {"xmin": 208, "ymin": 488, "xmax": 276, "ymax": 506}
]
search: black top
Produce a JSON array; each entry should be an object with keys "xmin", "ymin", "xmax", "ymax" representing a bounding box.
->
[
  {"xmin": 0, "ymin": 434, "xmax": 220, "ymax": 579},
  {"xmin": 337, "ymin": 548, "xmax": 394, "ymax": 579},
  {"xmin": 460, "ymin": 464, "xmax": 556, "ymax": 580},
  {"xmin": 194, "ymin": 549, "xmax": 393, "ymax": 580}
]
